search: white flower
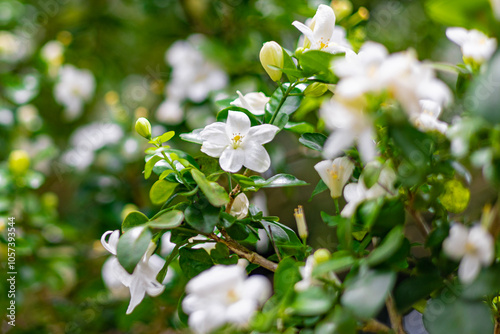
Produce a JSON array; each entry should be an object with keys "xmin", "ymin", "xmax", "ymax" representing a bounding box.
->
[
  {"xmin": 314, "ymin": 157, "xmax": 355, "ymax": 199},
  {"xmin": 182, "ymin": 264, "xmax": 271, "ymax": 334},
  {"xmin": 411, "ymin": 100, "xmax": 448, "ymax": 134},
  {"xmin": 333, "ymin": 42, "xmax": 388, "ymax": 98},
  {"xmin": 341, "ymin": 162, "xmax": 396, "ymax": 217},
  {"xmin": 230, "ymin": 91, "xmax": 270, "ymax": 116},
  {"xmin": 320, "ymin": 97, "xmax": 376, "ymax": 162},
  {"xmin": 101, "ymin": 229, "xmax": 169, "ymax": 314},
  {"xmin": 41, "ymin": 40, "xmax": 64, "ymax": 65},
  {"xmin": 292, "ymin": 4, "xmax": 352, "ymax": 53},
  {"xmin": 156, "ymin": 99, "xmax": 184, "ymax": 125},
  {"xmin": 446, "ymin": 27, "xmax": 497, "ymax": 64},
  {"xmin": 200, "ymin": 111, "xmax": 279, "ymax": 173},
  {"xmin": 160, "ymin": 231, "xmax": 176, "ymax": 257},
  {"xmin": 443, "ymin": 224, "xmax": 494, "ymax": 284},
  {"xmin": 230, "ymin": 193, "xmax": 250, "ymax": 219},
  {"xmin": 0, "ymin": 31, "xmax": 32, "ymax": 63},
  {"xmin": 295, "ymin": 256, "xmax": 318, "ymax": 291},
  {"xmin": 54, "ymin": 65, "xmax": 95, "ymax": 121}
]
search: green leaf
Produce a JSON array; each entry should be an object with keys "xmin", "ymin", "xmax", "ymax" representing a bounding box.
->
[
  {"xmin": 216, "ymin": 107, "xmax": 262, "ymax": 126},
  {"xmin": 210, "ymin": 243, "xmax": 238, "ymax": 265},
  {"xmin": 320, "ymin": 211, "xmax": 349, "ymax": 227},
  {"xmin": 366, "ymin": 225, "xmax": 405, "ymax": 267},
  {"xmin": 310, "ymin": 180, "xmax": 328, "ymax": 200},
  {"xmin": 159, "ymin": 169, "xmax": 174, "ymax": 180},
  {"xmin": 190, "ymin": 169, "xmax": 229, "ymax": 207},
  {"xmin": 316, "ymin": 306, "xmax": 356, "ymax": 334},
  {"xmin": 179, "ymin": 128, "xmax": 204, "ymax": 144},
  {"xmin": 299, "ymin": 133, "xmax": 327, "ymax": 152},
  {"xmin": 313, "ymin": 254, "xmax": 355, "ymax": 276},
  {"xmin": 274, "ymin": 257, "xmax": 301, "ymax": 298},
  {"xmin": 291, "ymin": 287, "xmax": 334, "ymax": 316},
  {"xmin": 251, "ymin": 174, "xmax": 308, "ymax": 188},
  {"xmin": 179, "ymin": 247, "xmax": 214, "ymax": 279},
  {"xmin": 116, "ymin": 226, "xmax": 152, "ymax": 273},
  {"xmin": 297, "ymin": 50, "xmax": 338, "ymax": 81},
  {"xmin": 149, "ymin": 179, "xmax": 178, "ymax": 205},
  {"xmin": 394, "ymin": 273, "xmax": 443, "ymax": 312},
  {"xmin": 282, "ymin": 47, "xmax": 300, "ymax": 82},
  {"xmin": 462, "ymin": 263, "xmax": 500, "ymax": 299},
  {"xmin": 144, "ymin": 155, "xmax": 162, "ymax": 179},
  {"xmin": 284, "ymin": 121, "xmax": 315, "ymax": 134},
  {"xmin": 423, "ymin": 297, "xmax": 493, "ymax": 334},
  {"xmin": 425, "ymin": 0, "xmax": 494, "ymax": 32},
  {"xmin": 148, "ymin": 210, "xmax": 184, "ymax": 229},
  {"xmin": 158, "ymin": 131, "xmax": 175, "ymax": 144},
  {"xmin": 184, "ymin": 202, "xmax": 220, "ymax": 234},
  {"xmin": 122, "ymin": 211, "xmax": 149, "ymax": 232},
  {"xmin": 264, "ymin": 83, "xmax": 305, "ymax": 127},
  {"xmin": 341, "ymin": 269, "xmax": 396, "ymax": 319},
  {"xmin": 261, "ymin": 220, "xmax": 302, "ymax": 246}
]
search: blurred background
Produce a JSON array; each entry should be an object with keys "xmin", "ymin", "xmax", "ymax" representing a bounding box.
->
[{"xmin": 0, "ymin": 0, "xmax": 498, "ymax": 333}]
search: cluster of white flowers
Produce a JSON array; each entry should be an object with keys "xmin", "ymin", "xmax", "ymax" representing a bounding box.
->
[
  {"xmin": 200, "ymin": 111, "xmax": 279, "ymax": 173},
  {"xmin": 446, "ymin": 27, "xmax": 497, "ymax": 65},
  {"xmin": 230, "ymin": 91, "xmax": 270, "ymax": 116},
  {"xmin": 182, "ymin": 264, "xmax": 271, "ymax": 334},
  {"xmin": 54, "ymin": 65, "xmax": 95, "ymax": 121},
  {"xmin": 443, "ymin": 224, "xmax": 494, "ymax": 284},
  {"xmin": 101, "ymin": 228, "xmax": 173, "ymax": 314},
  {"xmin": 293, "ymin": 4, "xmax": 352, "ymax": 54},
  {"xmin": 156, "ymin": 35, "xmax": 228, "ymax": 124}
]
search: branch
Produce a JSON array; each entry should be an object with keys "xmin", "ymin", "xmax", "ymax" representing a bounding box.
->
[
  {"xmin": 406, "ymin": 191, "xmax": 430, "ymax": 238},
  {"xmin": 361, "ymin": 319, "xmax": 391, "ymax": 333},
  {"xmin": 209, "ymin": 230, "xmax": 278, "ymax": 272},
  {"xmin": 386, "ymin": 294, "xmax": 406, "ymax": 334}
]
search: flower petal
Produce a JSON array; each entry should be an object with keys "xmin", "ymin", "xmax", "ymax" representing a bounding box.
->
[
  {"xmin": 245, "ymin": 124, "xmax": 279, "ymax": 145},
  {"xmin": 357, "ymin": 127, "xmax": 376, "ymax": 162},
  {"xmin": 243, "ymin": 143, "xmax": 272, "ymax": 173},
  {"xmin": 458, "ymin": 254, "xmax": 481, "ymax": 284},
  {"xmin": 226, "ymin": 111, "xmax": 251, "ymax": 138},
  {"xmin": 101, "ymin": 230, "xmax": 120, "ymax": 255},
  {"xmin": 200, "ymin": 122, "xmax": 228, "ymax": 145},
  {"xmin": 443, "ymin": 224, "xmax": 468, "ymax": 260},
  {"xmin": 322, "ymin": 130, "xmax": 355, "ymax": 159},
  {"xmin": 446, "ymin": 27, "xmax": 469, "ymax": 46},
  {"xmin": 219, "ymin": 147, "xmax": 245, "ymax": 173},
  {"xmin": 312, "ymin": 4, "xmax": 336, "ymax": 47},
  {"xmin": 292, "ymin": 21, "xmax": 316, "ymax": 45},
  {"xmin": 126, "ymin": 279, "xmax": 147, "ymax": 314}
]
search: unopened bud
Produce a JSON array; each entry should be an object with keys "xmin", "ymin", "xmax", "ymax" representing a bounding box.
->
[
  {"xmin": 8, "ymin": 150, "xmax": 30, "ymax": 175},
  {"xmin": 331, "ymin": 0, "xmax": 353, "ymax": 21},
  {"xmin": 304, "ymin": 82, "xmax": 328, "ymax": 97},
  {"xmin": 135, "ymin": 117, "xmax": 152, "ymax": 139},
  {"xmin": 313, "ymin": 248, "xmax": 331, "ymax": 264},
  {"xmin": 294, "ymin": 205, "xmax": 308, "ymax": 240},
  {"xmin": 230, "ymin": 193, "xmax": 250, "ymax": 219},
  {"xmin": 259, "ymin": 41, "xmax": 284, "ymax": 82}
]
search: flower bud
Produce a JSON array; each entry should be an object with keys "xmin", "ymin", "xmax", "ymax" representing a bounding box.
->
[
  {"xmin": 304, "ymin": 82, "xmax": 328, "ymax": 97},
  {"xmin": 230, "ymin": 193, "xmax": 250, "ymax": 219},
  {"xmin": 313, "ymin": 248, "xmax": 331, "ymax": 264},
  {"xmin": 8, "ymin": 150, "xmax": 30, "ymax": 175},
  {"xmin": 259, "ymin": 41, "xmax": 284, "ymax": 82},
  {"xmin": 135, "ymin": 117, "xmax": 152, "ymax": 139},
  {"xmin": 294, "ymin": 205, "xmax": 308, "ymax": 240}
]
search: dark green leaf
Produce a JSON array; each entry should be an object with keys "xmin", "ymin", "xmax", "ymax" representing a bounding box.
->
[
  {"xmin": 210, "ymin": 243, "xmax": 238, "ymax": 265},
  {"xmin": 299, "ymin": 133, "xmax": 327, "ymax": 152},
  {"xmin": 462, "ymin": 263, "xmax": 500, "ymax": 299},
  {"xmin": 366, "ymin": 225, "xmax": 405, "ymax": 267},
  {"xmin": 117, "ymin": 226, "xmax": 152, "ymax": 273},
  {"xmin": 179, "ymin": 247, "xmax": 214, "ymax": 279},
  {"xmin": 274, "ymin": 257, "xmax": 301, "ymax": 298},
  {"xmin": 310, "ymin": 180, "xmax": 328, "ymax": 200},
  {"xmin": 190, "ymin": 169, "xmax": 229, "ymax": 207},
  {"xmin": 184, "ymin": 202, "xmax": 220, "ymax": 234},
  {"xmin": 291, "ymin": 287, "xmax": 334, "ymax": 316},
  {"xmin": 394, "ymin": 273, "xmax": 443, "ymax": 312}
]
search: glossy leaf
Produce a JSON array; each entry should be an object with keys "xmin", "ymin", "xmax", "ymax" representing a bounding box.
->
[
  {"xmin": 190, "ymin": 169, "xmax": 229, "ymax": 207},
  {"xmin": 148, "ymin": 210, "xmax": 184, "ymax": 229},
  {"xmin": 122, "ymin": 211, "xmax": 149, "ymax": 232},
  {"xmin": 149, "ymin": 179, "xmax": 178, "ymax": 205},
  {"xmin": 116, "ymin": 226, "xmax": 152, "ymax": 273},
  {"xmin": 299, "ymin": 132, "xmax": 327, "ymax": 152}
]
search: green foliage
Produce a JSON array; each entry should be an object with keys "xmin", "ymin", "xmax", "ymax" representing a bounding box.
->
[{"xmin": 117, "ymin": 227, "xmax": 153, "ymax": 273}]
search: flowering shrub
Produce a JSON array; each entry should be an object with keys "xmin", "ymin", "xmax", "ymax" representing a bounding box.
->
[{"xmin": 99, "ymin": 3, "xmax": 500, "ymax": 334}]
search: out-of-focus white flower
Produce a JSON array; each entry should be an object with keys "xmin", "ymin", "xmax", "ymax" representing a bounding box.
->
[
  {"xmin": 230, "ymin": 193, "xmax": 250, "ymax": 219},
  {"xmin": 54, "ymin": 65, "xmax": 95, "ymax": 121},
  {"xmin": 230, "ymin": 91, "xmax": 270, "ymax": 116},
  {"xmin": 292, "ymin": 4, "xmax": 352, "ymax": 53},
  {"xmin": 342, "ymin": 162, "xmax": 396, "ymax": 217},
  {"xmin": 160, "ymin": 231, "xmax": 176, "ymax": 257},
  {"xmin": 411, "ymin": 100, "xmax": 448, "ymax": 134},
  {"xmin": 295, "ymin": 255, "xmax": 318, "ymax": 291},
  {"xmin": 443, "ymin": 224, "xmax": 494, "ymax": 284},
  {"xmin": 158, "ymin": 36, "xmax": 228, "ymax": 124},
  {"xmin": 41, "ymin": 40, "xmax": 64, "ymax": 65},
  {"xmin": 0, "ymin": 108, "xmax": 14, "ymax": 126},
  {"xmin": 492, "ymin": 0, "xmax": 500, "ymax": 20},
  {"xmin": 314, "ymin": 157, "xmax": 355, "ymax": 199},
  {"xmin": 333, "ymin": 42, "xmax": 388, "ymax": 99},
  {"xmin": 320, "ymin": 96, "xmax": 376, "ymax": 162},
  {"xmin": 17, "ymin": 104, "xmax": 42, "ymax": 132},
  {"xmin": 446, "ymin": 27, "xmax": 497, "ymax": 64},
  {"xmin": 200, "ymin": 111, "xmax": 279, "ymax": 173},
  {"xmin": 182, "ymin": 264, "xmax": 271, "ymax": 334},
  {"xmin": 0, "ymin": 31, "xmax": 32, "ymax": 63},
  {"xmin": 101, "ymin": 229, "xmax": 170, "ymax": 314}
]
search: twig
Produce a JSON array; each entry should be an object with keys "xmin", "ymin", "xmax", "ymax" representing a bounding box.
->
[
  {"xmin": 361, "ymin": 319, "xmax": 391, "ymax": 333},
  {"xmin": 386, "ymin": 294, "xmax": 406, "ymax": 334},
  {"xmin": 406, "ymin": 191, "xmax": 430, "ymax": 238},
  {"xmin": 209, "ymin": 230, "xmax": 278, "ymax": 272}
]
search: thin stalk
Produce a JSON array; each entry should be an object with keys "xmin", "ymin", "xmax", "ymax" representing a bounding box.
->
[{"xmin": 269, "ymin": 81, "xmax": 300, "ymax": 124}]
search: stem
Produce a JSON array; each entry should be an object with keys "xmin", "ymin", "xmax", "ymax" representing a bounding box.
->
[
  {"xmin": 495, "ymin": 317, "xmax": 500, "ymax": 334},
  {"xmin": 406, "ymin": 191, "xmax": 429, "ymax": 238},
  {"xmin": 157, "ymin": 145, "xmax": 193, "ymax": 191},
  {"xmin": 225, "ymin": 169, "xmax": 249, "ymax": 214},
  {"xmin": 269, "ymin": 81, "xmax": 299, "ymax": 124},
  {"xmin": 386, "ymin": 294, "xmax": 406, "ymax": 334},
  {"xmin": 361, "ymin": 319, "xmax": 391, "ymax": 333},
  {"xmin": 209, "ymin": 230, "xmax": 278, "ymax": 272},
  {"xmin": 334, "ymin": 198, "xmax": 340, "ymax": 215}
]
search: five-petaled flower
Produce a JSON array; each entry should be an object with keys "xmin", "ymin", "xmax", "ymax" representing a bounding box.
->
[
  {"xmin": 200, "ymin": 111, "xmax": 279, "ymax": 173},
  {"xmin": 314, "ymin": 157, "xmax": 355, "ymax": 199},
  {"xmin": 443, "ymin": 223, "xmax": 494, "ymax": 284},
  {"xmin": 446, "ymin": 27, "xmax": 497, "ymax": 65}
]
